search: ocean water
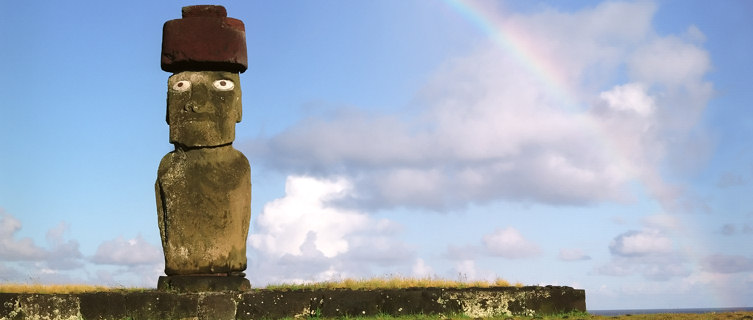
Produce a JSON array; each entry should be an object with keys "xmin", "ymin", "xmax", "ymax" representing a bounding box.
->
[{"xmin": 590, "ymin": 307, "xmax": 753, "ymax": 316}]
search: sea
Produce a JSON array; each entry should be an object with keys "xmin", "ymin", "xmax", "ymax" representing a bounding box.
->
[{"xmin": 590, "ymin": 307, "xmax": 753, "ymax": 316}]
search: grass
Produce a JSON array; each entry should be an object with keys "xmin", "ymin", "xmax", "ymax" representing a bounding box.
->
[
  {"xmin": 264, "ymin": 275, "xmax": 525, "ymax": 291},
  {"xmin": 0, "ymin": 283, "xmax": 146, "ymax": 294},
  {"xmin": 0, "ymin": 276, "xmax": 523, "ymax": 294}
]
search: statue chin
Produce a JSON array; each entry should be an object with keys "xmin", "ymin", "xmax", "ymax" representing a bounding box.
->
[{"xmin": 169, "ymin": 120, "xmax": 236, "ymax": 148}]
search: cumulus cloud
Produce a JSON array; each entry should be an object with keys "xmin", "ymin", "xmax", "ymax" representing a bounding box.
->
[
  {"xmin": 0, "ymin": 212, "xmax": 47, "ymax": 261},
  {"xmin": 599, "ymin": 83, "xmax": 655, "ymax": 117},
  {"xmin": 558, "ymin": 248, "xmax": 591, "ymax": 261},
  {"xmin": 600, "ymin": 229, "xmax": 689, "ymax": 281},
  {"xmin": 609, "ymin": 229, "xmax": 673, "ymax": 257},
  {"xmin": 482, "ymin": 227, "xmax": 540, "ymax": 259},
  {"xmin": 247, "ymin": 176, "xmax": 414, "ymax": 285},
  {"xmin": 242, "ymin": 0, "xmax": 713, "ymax": 213},
  {"xmin": 0, "ymin": 211, "xmax": 83, "ymax": 270},
  {"xmin": 44, "ymin": 222, "xmax": 83, "ymax": 270},
  {"xmin": 91, "ymin": 235, "xmax": 162, "ymax": 266}
]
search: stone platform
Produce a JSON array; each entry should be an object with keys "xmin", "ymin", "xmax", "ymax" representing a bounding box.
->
[
  {"xmin": 158, "ymin": 275, "xmax": 251, "ymax": 292},
  {"xmin": 0, "ymin": 286, "xmax": 585, "ymax": 319}
]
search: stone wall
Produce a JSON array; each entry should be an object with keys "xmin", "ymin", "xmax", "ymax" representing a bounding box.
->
[{"xmin": 0, "ymin": 286, "xmax": 585, "ymax": 320}]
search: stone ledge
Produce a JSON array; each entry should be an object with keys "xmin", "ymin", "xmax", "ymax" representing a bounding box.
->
[{"xmin": 0, "ymin": 286, "xmax": 585, "ymax": 319}]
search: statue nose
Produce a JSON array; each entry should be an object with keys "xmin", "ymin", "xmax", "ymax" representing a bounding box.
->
[
  {"xmin": 183, "ymin": 85, "xmax": 211, "ymax": 113},
  {"xmin": 184, "ymin": 101, "xmax": 209, "ymax": 113}
]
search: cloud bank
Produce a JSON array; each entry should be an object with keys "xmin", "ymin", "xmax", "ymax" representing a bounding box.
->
[
  {"xmin": 243, "ymin": 1, "xmax": 713, "ymax": 213},
  {"xmin": 247, "ymin": 176, "xmax": 416, "ymax": 285}
]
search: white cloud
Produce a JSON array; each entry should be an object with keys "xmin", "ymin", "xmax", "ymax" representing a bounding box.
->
[
  {"xmin": 453, "ymin": 260, "xmax": 480, "ymax": 281},
  {"xmin": 600, "ymin": 83, "xmax": 655, "ymax": 117},
  {"xmin": 0, "ymin": 211, "xmax": 83, "ymax": 270},
  {"xmin": 412, "ymin": 258, "xmax": 434, "ymax": 278},
  {"xmin": 43, "ymin": 222, "xmax": 83, "ymax": 270},
  {"xmin": 558, "ymin": 248, "xmax": 591, "ymax": 261},
  {"xmin": 243, "ymin": 1, "xmax": 713, "ymax": 214},
  {"xmin": 91, "ymin": 235, "xmax": 162, "ymax": 266},
  {"xmin": 628, "ymin": 36, "xmax": 711, "ymax": 87},
  {"xmin": 247, "ymin": 176, "xmax": 414, "ymax": 285},
  {"xmin": 609, "ymin": 229, "xmax": 673, "ymax": 257},
  {"xmin": 482, "ymin": 227, "xmax": 540, "ymax": 259},
  {"xmin": 0, "ymin": 212, "xmax": 47, "ymax": 261},
  {"xmin": 600, "ymin": 228, "xmax": 689, "ymax": 281},
  {"xmin": 249, "ymin": 176, "xmax": 370, "ymax": 258}
]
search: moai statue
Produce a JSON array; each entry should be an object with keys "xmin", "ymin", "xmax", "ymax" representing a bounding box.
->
[{"xmin": 156, "ymin": 5, "xmax": 251, "ymax": 292}]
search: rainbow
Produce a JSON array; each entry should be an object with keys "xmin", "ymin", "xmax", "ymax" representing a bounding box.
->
[
  {"xmin": 443, "ymin": 0, "xmax": 728, "ymax": 308},
  {"xmin": 441, "ymin": 0, "xmax": 579, "ymax": 111}
]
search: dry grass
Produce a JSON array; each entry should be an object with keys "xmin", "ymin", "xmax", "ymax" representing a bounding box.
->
[
  {"xmin": 0, "ymin": 283, "xmax": 144, "ymax": 294},
  {"xmin": 265, "ymin": 276, "xmax": 525, "ymax": 291}
]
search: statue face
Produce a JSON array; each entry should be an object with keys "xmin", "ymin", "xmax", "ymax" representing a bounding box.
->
[{"xmin": 167, "ymin": 71, "xmax": 242, "ymax": 147}]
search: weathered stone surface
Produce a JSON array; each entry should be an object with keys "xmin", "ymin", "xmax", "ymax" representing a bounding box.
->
[
  {"xmin": 157, "ymin": 7, "xmax": 251, "ymax": 284},
  {"xmin": 182, "ymin": 5, "xmax": 226, "ymax": 18},
  {"xmin": 0, "ymin": 294, "xmax": 79, "ymax": 320},
  {"xmin": 123, "ymin": 291, "xmax": 198, "ymax": 320},
  {"xmin": 156, "ymin": 145, "xmax": 251, "ymax": 275},
  {"xmin": 161, "ymin": 5, "xmax": 247, "ymax": 73},
  {"xmin": 198, "ymin": 293, "xmax": 238, "ymax": 320},
  {"xmin": 79, "ymin": 292, "xmax": 128, "ymax": 319},
  {"xmin": 0, "ymin": 287, "xmax": 587, "ymax": 319},
  {"xmin": 444, "ymin": 286, "xmax": 587, "ymax": 317},
  {"xmin": 166, "ymin": 71, "xmax": 242, "ymax": 147},
  {"xmin": 158, "ymin": 275, "xmax": 251, "ymax": 292}
]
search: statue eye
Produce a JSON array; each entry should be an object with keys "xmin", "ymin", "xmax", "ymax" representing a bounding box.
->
[
  {"xmin": 213, "ymin": 79, "xmax": 235, "ymax": 91},
  {"xmin": 172, "ymin": 80, "xmax": 191, "ymax": 92}
]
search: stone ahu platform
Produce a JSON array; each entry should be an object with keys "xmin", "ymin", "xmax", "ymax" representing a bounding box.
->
[{"xmin": 0, "ymin": 286, "xmax": 585, "ymax": 319}]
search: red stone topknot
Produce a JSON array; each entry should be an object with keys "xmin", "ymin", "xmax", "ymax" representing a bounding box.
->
[{"xmin": 161, "ymin": 5, "xmax": 247, "ymax": 73}]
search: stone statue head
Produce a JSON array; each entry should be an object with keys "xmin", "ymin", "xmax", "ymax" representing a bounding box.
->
[
  {"xmin": 161, "ymin": 4, "xmax": 247, "ymax": 148},
  {"xmin": 167, "ymin": 71, "xmax": 241, "ymax": 147}
]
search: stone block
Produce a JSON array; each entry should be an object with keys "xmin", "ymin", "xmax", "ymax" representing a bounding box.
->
[
  {"xmin": 161, "ymin": 5, "xmax": 247, "ymax": 73},
  {"xmin": 158, "ymin": 275, "xmax": 251, "ymax": 293}
]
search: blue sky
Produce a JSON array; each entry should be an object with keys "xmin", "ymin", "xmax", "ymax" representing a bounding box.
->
[{"xmin": 1, "ymin": 0, "xmax": 752, "ymax": 310}]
